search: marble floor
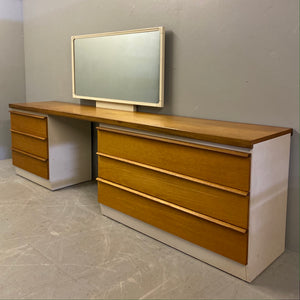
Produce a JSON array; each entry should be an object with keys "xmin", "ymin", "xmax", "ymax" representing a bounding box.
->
[{"xmin": 0, "ymin": 159, "xmax": 298, "ymax": 299}]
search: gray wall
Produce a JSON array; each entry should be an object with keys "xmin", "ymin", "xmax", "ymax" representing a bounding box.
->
[
  {"xmin": 22, "ymin": 0, "xmax": 299, "ymax": 252},
  {"xmin": 0, "ymin": 0, "xmax": 26, "ymax": 159}
]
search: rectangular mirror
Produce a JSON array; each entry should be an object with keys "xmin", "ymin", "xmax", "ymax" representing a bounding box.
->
[{"xmin": 72, "ymin": 27, "xmax": 165, "ymax": 107}]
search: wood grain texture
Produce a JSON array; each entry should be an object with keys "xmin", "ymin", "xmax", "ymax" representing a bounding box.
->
[
  {"xmin": 98, "ymin": 129, "xmax": 251, "ymax": 191},
  {"xmin": 11, "ymin": 132, "xmax": 48, "ymax": 159},
  {"xmin": 98, "ymin": 180, "xmax": 248, "ymax": 264},
  {"xmin": 10, "ymin": 111, "xmax": 47, "ymax": 138},
  {"xmin": 9, "ymin": 101, "xmax": 292, "ymax": 148},
  {"xmin": 97, "ymin": 152, "xmax": 248, "ymax": 196},
  {"xmin": 9, "ymin": 110, "xmax": 46, "ymax": 119},
  {"xmin": 98, "ymin": 155, "xmax": 249, "ymax": 228},
  {"xmin": 12, "ymin": 150, "xmax": 49, "ymax": 179},
  {"xmin": 98, "ymin": 178, "xmax": 247, "ymax": 233},
  {"xmin": 98, "ymin": 126, "xmax": 251, "ymax": 157}
]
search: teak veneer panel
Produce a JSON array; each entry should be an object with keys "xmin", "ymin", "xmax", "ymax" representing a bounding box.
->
[
  {"xmin": 9, "ymin": 101, "xmax": 292, "ymax": 148},
  {"xmin": 12, "ymin": 150, "xmax": 49, "ymax": 179},
  {"xmin": 97, "ymin": 128, "xmax": 251, "ymax": 191},
  {"xmin": 11, "ymin": 132, "xmax": 48, "ymax": 159},
  {"xmin": 10, "ymin": 111, "xmax": 47, "ymax": 138},
  {"xmin": 98, "ymin": 180, "xmax": 248, "ymax": 264},
  {"xmin": 98, "ymin": 155, "xmax": 249, "ymax": 228}
]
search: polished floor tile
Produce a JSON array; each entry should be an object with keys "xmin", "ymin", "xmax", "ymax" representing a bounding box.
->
[{"xmin": 0, "ymin": 159, "xmax": 298, "ymax": 299}]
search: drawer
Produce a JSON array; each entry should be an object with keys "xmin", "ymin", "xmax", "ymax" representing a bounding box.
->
[
  {"xmin": 10, "ymin": 111, "xmax": 47, "ymax": 138},
  {"xmin": 11, "ymin": 132, "xmax": 48, "ymax": 159},
  {"xmin": 98, "ymin": 155, "xmax": 249, "ymax": 228},
  {"xmin": 97, "ymin": 128, "xmax": 251, "ymax": 191},
  {"xmin": 98, "ymin": 180, "xmax": 248, "ymax": 264},
  {"xmin": 12, "ymin": 150, "xmax": 49, "ymax": 179}
]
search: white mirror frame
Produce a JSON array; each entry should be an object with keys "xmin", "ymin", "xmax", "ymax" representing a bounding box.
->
[{"xmin": 71, "ymin": 27, "xmax": 165, "ymax": 108}]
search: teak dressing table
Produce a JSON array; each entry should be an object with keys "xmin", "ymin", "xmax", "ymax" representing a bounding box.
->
[{"xmin": 9, "ymin": 101, "xmax": 292, "ymax": 282}]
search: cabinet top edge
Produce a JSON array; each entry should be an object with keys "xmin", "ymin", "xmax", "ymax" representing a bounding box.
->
[{"xmin": 9, "ymin": 101, "xmax": 293, "ymax": 148}]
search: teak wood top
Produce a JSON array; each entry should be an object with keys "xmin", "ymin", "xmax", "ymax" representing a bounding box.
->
[{"xmin": 9, "ymin": 101, "xmax": 292, "ymax": 148}]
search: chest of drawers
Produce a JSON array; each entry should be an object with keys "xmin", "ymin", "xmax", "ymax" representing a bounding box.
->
[
  {"xmin": 10, "ymin": 110, "xmax": 92, "ymax": 190},
  {"xmin": 11, "ymin": 111, "xmax": 49, "ymax": 179},
  {"xmin": 96, "ymin": 125, "xmax": 291, "ymax": 282}
]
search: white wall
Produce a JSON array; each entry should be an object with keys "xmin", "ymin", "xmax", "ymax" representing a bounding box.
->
[
  {"xmin": 22, "ymin": 0, "xmax": 299, "ymax": 252},
  {"xmin": 0, "ymin": 0, "xmax": 26, "ymax": 159}
]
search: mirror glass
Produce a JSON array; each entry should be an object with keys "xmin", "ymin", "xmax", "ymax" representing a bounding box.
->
[{"xmin": 72, "ymin": 28, "xmax": 164, "ymax": 106}]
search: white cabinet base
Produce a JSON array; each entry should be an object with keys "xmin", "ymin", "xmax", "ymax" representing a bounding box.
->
[{"xmin": 15, "ymin": 167, "xmax": 91, "ymax": 190}]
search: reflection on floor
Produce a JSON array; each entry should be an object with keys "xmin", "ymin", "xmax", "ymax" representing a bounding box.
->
[{"xmin": 0, "ymin": 159, "xmax": 298, "ymax": 299}]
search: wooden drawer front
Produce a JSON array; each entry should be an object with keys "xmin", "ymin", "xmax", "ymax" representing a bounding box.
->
[
  {"xmin": 97, "ymin": 129, "xmax": 251, "ymax": 191},
  {"xmin": 12, "ymin": 150, "xmax": 49, "ymax": 179},
  {"xmin": 10, "ymin": 111, "xmax": 47, "ymax": 138},
  {"xmin": 11, "ymin": 132, "xmax": 48, "ymax": 159},
  {"xmin": 98, "ymin": 180, "xmax": 248, "ymax": 264},
  {"xmin": 98, "ymin": 155, "xmax": 249, "ymax": 229}
]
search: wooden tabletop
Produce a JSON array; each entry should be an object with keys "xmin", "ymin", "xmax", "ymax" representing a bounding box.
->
[{"xmin": 9, "ymin": 101, "xmax": 292, "ymax": 148}]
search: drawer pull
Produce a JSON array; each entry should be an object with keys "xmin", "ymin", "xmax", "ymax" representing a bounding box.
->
[
  {"xmin": 97, "ymin": 152, "xmax": 249, "ymax": 197},
  {"xmin": 97, "ymin": 126, "xmax": 251, "ymax": 158},
  {"xmin": 12, "ymin": 148, "xmax": 48, "ymax": 162},
  {"xmin": 10, "ymin": 111, "xmax": 46, "ymax": 120},
  {"xmin": 10, "ymin": 129, "xmax": 47, "ymax": 141},
  {"xmin": 97, "ymin": 178, "xmax": 247, "ymax": 234}
]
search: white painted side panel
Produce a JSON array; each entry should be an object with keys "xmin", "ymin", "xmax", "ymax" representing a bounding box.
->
[
  {"xmin": 48, "ymin": 116, "xmax": 92, "ymax": 189},
  {"xmin": 246, "ymin": 134, "xmax": 291, "ymax": 281}
]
